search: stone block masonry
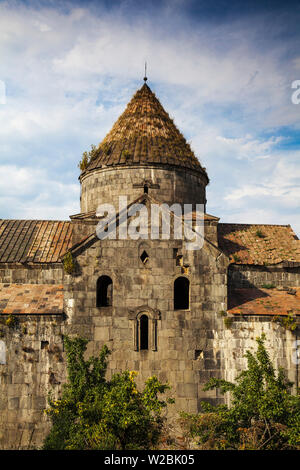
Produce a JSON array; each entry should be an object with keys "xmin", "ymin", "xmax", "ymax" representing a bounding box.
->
[{"xmin": 0, "ymin": 315, "xmax": 65, "ymax": 449}]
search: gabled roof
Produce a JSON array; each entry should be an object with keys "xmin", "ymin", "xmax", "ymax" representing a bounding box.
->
[
  {"xmin": 0, "ymin": 283, "xmax": 63, "ymax": 315},
  {"xmin": 0, "ymin": 220, "xmax": 73, "ymax": 263},
  {"xmin": 82, "ymin": 83, "xmax": 207, "ymax": 177},
  {"xmin": 218, "ymin": 223, "xmax": 300, "ymax": 265},
  {"xmin": 1, "ymin": 217, "xmax": 299, "ymax": 267},
  {"xmin": 67, "ymin": 193, "xmax": 223, "ymax": 257},
  {"xmin": 70, "ymin": 209, "xmax": 219, "ymax": 222}
]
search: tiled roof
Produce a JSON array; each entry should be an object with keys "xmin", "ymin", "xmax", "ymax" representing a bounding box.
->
[
  {"xmin": 0, "ymin": 220, "xmax": 73, "ymax": 263},
  {"xmin": 218, "ymin": 223, "xmax": 300, "ymax": 265},
  {"xmin": 83, "ymin": 83, "xmax": 207, "ymax": 176},
  {"xmin": 1, "ymin": 218, "xmax": 299, "ymax": 266},
  {"xmin": 228, "ymin": 287, "xmax": 300, "ymax": 316},
  {"xmin": 0, "ymin": 283, "xmax": 63, "ymax": 314}
]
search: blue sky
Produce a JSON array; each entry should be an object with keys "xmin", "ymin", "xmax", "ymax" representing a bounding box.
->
[{"xmin": 0, "ymin": 0, "xmax": 300, "ymax": 235}]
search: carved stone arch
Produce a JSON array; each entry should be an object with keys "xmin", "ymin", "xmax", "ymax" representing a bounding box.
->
[{"xmin": 129, "ymin": 306, "xmax": 161, "ymax": 351}]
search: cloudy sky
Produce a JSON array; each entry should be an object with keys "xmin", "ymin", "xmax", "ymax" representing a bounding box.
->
[{"xmin": 0, "ymin": 0, "xmax": 300, "ymax": 236}]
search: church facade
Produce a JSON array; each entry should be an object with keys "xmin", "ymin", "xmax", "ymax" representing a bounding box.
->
[{"xmin": 0, "ymin": 82, "xmax": 300, "ymax": 449}]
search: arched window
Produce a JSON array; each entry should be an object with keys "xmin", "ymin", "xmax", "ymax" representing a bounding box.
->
[
  {"xmin": 139, "ymin": 315, "xmax": 149, "ymax": 350},
  {"xmin": 130, "ymin": 307, "xmax": 160, "ymax": 352},
  {"xmin": 96, "ymin": 275, "xmax": 113, "ymax": 307},
  {"xmin": 174, "ymin": 276, "xmax": 189, "ymax": 310}
]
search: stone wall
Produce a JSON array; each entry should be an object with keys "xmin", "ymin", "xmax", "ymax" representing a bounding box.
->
[
  {"xmin": 218, "ymin": 316, "xmax": 300, "ymax": 396},
  {"xmin": 63, "ymin": 228, "xmax": 229, "ymax": 416},
  {"xmin": 0, "ymin": 228, "xmax": 299, "ymax": 448},
  {"xmin": 0, "ymin": 264, "xmax": 63, "ymax": 285},
  {"xmin": 228, "ymin": 264, "xmax": 300, "ymax": 290},
  {"xmin": 64, "ymin": 231, "xmax": 300, "ymax": 418},
  {"xmin": 0, "ymin": 246, "xmax": 299, "ymax": 449},
  {"xmin": 80, "ymin": 165, "xmax": 207, "ymax": 214},
  {"xmin": 0, "ymin": 315, "xmax": 65, "ymax": 449}
]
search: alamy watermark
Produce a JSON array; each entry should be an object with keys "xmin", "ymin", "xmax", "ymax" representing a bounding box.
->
[
  {"xmin": 0, "ymin": 80, "xmax": 6, "ymax": 105},
  {"xmin": 291, "ymin": 80, "xmax": 300, "ymax": 104},
  {"xmin": 95, "ymin": 196, "xmax": 205, "ymax": 251}
]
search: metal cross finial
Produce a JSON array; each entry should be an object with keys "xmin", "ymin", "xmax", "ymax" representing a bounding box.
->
[{"xmin": 143, "ymin": 61, "xmax": 147, "ymax": 82}]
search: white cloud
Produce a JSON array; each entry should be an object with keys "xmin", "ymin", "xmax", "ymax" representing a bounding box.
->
[
  {"xmin": 216, "ymin": 152, "xmax": 300, "ymax": 236},
  {"xmin": 224, "ymin": 155, "xmax": 300, "ymax": 206},
  {"xmin": 0, "ymin": 1, "xmax": 299, "ymax": 234},
  {"xmin": 215, "ymin": 135, "xmax": 284, "ymax": 161},
  {"xmin": 0, "ymin": 165, "xmax": 80, "ymax": 219}
]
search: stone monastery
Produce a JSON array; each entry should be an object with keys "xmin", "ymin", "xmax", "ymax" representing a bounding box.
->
[{"xmin": 0, "ymin": 80, "xmax": 300, "ymax": 449}]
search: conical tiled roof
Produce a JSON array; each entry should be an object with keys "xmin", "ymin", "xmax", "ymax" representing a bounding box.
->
[{"xmin": 83, "ymin": 83, "xmax": 207, "ymax": 177}]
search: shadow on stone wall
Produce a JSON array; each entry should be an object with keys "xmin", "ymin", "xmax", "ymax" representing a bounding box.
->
[{"xmin": 227, "ymin": 268, "xmax": 270, "ymax": 310}]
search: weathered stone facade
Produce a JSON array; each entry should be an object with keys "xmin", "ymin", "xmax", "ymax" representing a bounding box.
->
[
  {"xmin": 228, "ymin": 264, "xmax": 300, "ymax": 290},
  {"xmin": 0, "ymin": 81, "xmax": 299, "ymax": 449},
  {"xmin": 0, "ymin": 315, "xmax": 65, "ymax": 449},
  {"xmin": 80, "ymin": 165, "xmax": 207, "ymax": 213}
]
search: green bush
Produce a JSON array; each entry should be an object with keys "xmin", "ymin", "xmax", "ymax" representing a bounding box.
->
[
  {"xmin": 78, "ymin": 144, "xmax": 99, "ymax": 172},
  {"xmin": 180, "ymin": 335, "xmax": 300, "ymax": 450},
  {"xmin": 277, "ymin": 313, "xmax": 297, "ymax": 332},
  {"xmin": 63, "ymin": 252, "xmax": 76, "ymax": 274},
  {"xmin": 255, "ymin": 229, "xmax": 265, "ymax": 238},
  {"xmin": 43, "ymin": 336, "xmax": 173, "ymax": 450},
  {"xmin": 5, "ymin": 314, "xmax": 18, "ymax": 329},
  {"xmin": 223, "ymin": 317, "xmax": 233, "ymax": 329}
]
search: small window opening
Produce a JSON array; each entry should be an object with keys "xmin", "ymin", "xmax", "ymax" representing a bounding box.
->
[
  {"xmin": 140, "ymin": 315, "xmax": 149, "ymax": 350},
  {"xmin": 194, "ymin": 349, "xmax": 203, "ymax": 360},
  {"xmin": 41, "ymin": 341, "xmax": 49, "ymax": 350},
  {"xmin": 96, "ymin": 275, "xmax": 113, "ymax": 307},
  {"xmin": 143, "ymin": 184, "xmax": 149, "ymax": 194},
  {"xmin": 140, "ymin": 250, "xmax": 149, "ymax": 264},
  {"xmin": 174, "ymin": 277, "xmax": 189, "ymax": 310}
]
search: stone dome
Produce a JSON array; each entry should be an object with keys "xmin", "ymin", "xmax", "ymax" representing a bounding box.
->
[
  {"xmin": 79, "ymin": 82, "xmax": 208, "ymax": 213},
  {"xmin": 81, "ymin": 82, "xmax": 208, "ymax": 178}
]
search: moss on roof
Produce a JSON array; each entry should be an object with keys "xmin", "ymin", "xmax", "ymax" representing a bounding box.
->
[{"xmin": 218, "ymin": 223, "xmax": 300, "ymax": 265}]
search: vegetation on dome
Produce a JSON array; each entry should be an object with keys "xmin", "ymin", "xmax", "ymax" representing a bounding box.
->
[
  {"xmin": 77, "ymin": 83, "xmax": 206, "ymax": 174},
  {"xmin": 78, "ymin": 144, "xmax": 99, "ymax": 172}
]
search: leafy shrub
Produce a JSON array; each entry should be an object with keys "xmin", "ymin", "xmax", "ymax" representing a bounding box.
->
[
  {"xmin": 223, "ymin": 317, "xmax": 233, "ymax": 329},
  {"xmin": 121, "ymin": 149, "xmax": 131, "ymax": 159},
  {"xmin": 276, "ymin": 313, "xmax": 297, "ymax": 332},
  {"xmin": 180, "ymin": 335, "xmax": 300, "ymax": 450},
  {"xmin": 78, "ymin": 144, "xmax": 99, "ymax": 172},
  {"xmin": 5, "ymin": 314, "xmax": 18, "ymax": 329},
  {"xmin": 43, "ymin": 336, "xmax": 173, "ymax": 450},
  {"xmin": 63, "ymin": 252, "xmax": 76, "ymax": 274},
  {"xmin": 255, "ymin": 229, "xmax": 265, "ymax": 238},
  {"xmin": 232, "ymin": 254, "xmax": 241, "ymax": 263}
]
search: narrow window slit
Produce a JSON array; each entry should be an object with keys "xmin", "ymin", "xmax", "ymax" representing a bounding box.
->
[
  {"xmin": 140, "ymin": 250, "xmax": 149, "ymax": 264},
  {"xmin": 140, "ymin": 315, "xmax": 149, "ymax": 350}
]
